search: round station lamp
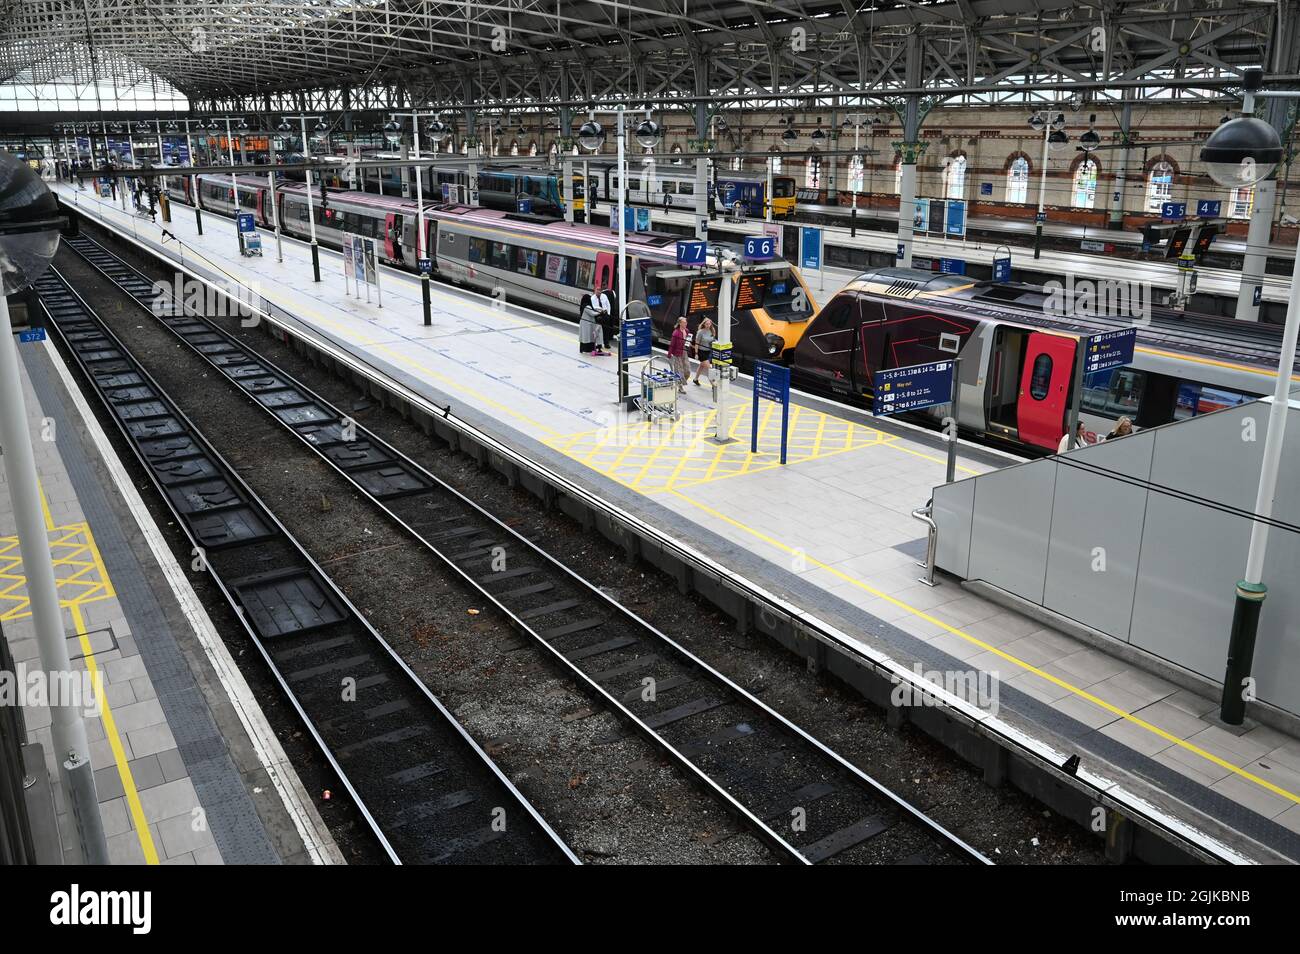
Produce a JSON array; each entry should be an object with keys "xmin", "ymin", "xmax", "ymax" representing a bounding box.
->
[
  {"xmin": 236, "ymin": 118, "xmax": 249, "ymax": 133},
  {"xmin": 1078, "ymin": 115, "xmax": 1101, "ymax": 152},
  {"xmin": 0, "ymin": 154, "xmax": 60, "ymax": 294},
  {"xmin": 383, "ymin": 120, "xmax": 402, "ymax": 147},
  {"xmin": 810, "ymin": 126, "xmax": 827, "ymax": 144},
  {"xmin": 425, "ymin": 119, "xmax": 450, "ymax": 145},
  {"xmin": 577, "ymin": 119, "xmax": 605, "ymax": 152},
  {"xmin": 1200, "ymin": 116, "xmax": 1282, "ymax": 187},
  {"xmin": 276, "ymin": 118, "xmax": 292, "ymax": 133},
  {"xmin": 781, "ymin": 127, "xmax": 798, "ymax": 143},
  {"xmin": 633, "ymin": 118, "xmax": 661, "ymax": 149}
]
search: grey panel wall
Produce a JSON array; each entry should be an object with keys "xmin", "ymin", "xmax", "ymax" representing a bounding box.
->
[{"xmin": 933, "ymin": 400, "xmax": 1300, "ymax": 717}]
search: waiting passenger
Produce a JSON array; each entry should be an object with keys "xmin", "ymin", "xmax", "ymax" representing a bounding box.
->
[
  {"xmin": 668, "ymin": 317, "xmax": 690, "ymax": 393},
  {"xmin": 691, "ymin": 317, "xmax": 715, "ymax": 387},
  {"xmin": 1104, "ymin": 416, "xmax": 1135, "ymax": 441},
  {"xmin": 1057, "ymin": 421, "xmax": 1088, "ymax": 454},
  {"xmin": 578, "ymin": 294, "xmax": 607, "ymax": 356}
]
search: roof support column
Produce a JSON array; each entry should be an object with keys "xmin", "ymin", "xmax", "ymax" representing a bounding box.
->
[
  {"xmin": 690, "ymin": 51, "xmax": 711, "ymax": 239},
  {"xmin": 895, "ymin": 31, "xmax": 926, "ymax": 267}
]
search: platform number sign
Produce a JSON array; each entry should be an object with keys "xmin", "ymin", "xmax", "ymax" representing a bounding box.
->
[
  {"xmin": 744, "ymin": 235, "xmax": 777, "ymax": 262},
  {"xmin": 1161, "ymin": 202, "xmax": 1187, "ymax": 221},
  {"xmin": 1196, "ymin": 199, "xmax": 1222, "ymax": 218},
  {"xmin": 676, "ymin": 240, "xmax": 708, "ymax": 267},
  {"xmin": 417, "ymin": 257, "xmax": 432, "ymax": 275},
  {"xmin": 18, "ymin": 327, "xmax": 46, "ymax": 343}
]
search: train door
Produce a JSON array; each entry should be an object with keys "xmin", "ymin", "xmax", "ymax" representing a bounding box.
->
[
  {"xmin": 1015, "ymin": 332, "xmax": 1077, "ymax": 450},
  {"xmin": 594, "ymin": 251, "xmax": 616, "ymax": 296},
  {"xmin": 255, "ymin": 189, "xmax": 267, "ymax": 226},
  {"xmin": 384, "ymin": 212, "xmax": 402, "ymax": 263}
]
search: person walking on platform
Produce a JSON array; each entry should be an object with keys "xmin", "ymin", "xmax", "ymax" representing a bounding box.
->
[
  {"xmin": 691, "ymin": 317, "xmax": 715, "ymax": 388},
  {"xmin": 578, "ymin": 294, "xmax": 608, "ymax": 356},
  {"xmin": 1056, "ymin": 420, "xmax": 1088, "ymax": 454},
  {"xmin": 668, "ymin": 316, "xmax": 690, "ymax": 392}
]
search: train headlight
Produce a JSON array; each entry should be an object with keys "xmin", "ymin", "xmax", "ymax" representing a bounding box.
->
[{"xmin": 764, "ymin": 333, "xmax": 785, "ymax": 357}]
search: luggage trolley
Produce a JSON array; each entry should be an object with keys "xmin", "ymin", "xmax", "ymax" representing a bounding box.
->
[{"xmin": 635, "ymin": 354, "xmax": 681, "ymax": 422}]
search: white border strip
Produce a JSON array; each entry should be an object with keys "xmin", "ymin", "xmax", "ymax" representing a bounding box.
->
[{"xmin": 41, "ymin": 335, "xmax": 344, "ymax": 866}]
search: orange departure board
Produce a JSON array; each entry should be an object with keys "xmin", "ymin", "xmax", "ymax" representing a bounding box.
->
[
  {"xmin": 734, "ymin": 272, "xmax": 769, "ymax": 311},
  {"xmin": 686, "ymin": 275, "xmax": 721, "ymax": 314}
]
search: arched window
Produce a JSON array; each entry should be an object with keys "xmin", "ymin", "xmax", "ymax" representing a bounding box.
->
[
  {"xmin": 1006, "ymin": 156, "xmax": 1029, "ymax": 203},
  {"xmin": 848, "ymin": 154, "xmax": 865, "ymax": 192},
  {"xmin": 805, "ymin": 148, "xmax": 822, "ymax": 190},
  {"xmin": 548, "ymin": 140, "xmax": 558, "ymax": 163},
  {"xmin": 460, "ymin": 140, "xmax": 469, "ymax": 155},
  {"xmin": 943, "ymin": 155, "xmax": 967, "ymax": 200},
  {"xmin": 1146, "ymin": 160, "xmax": 1174, "ymax": 213},
  {"xmin": 1072, "ymin": 157, "xmax": 1098, "ymax": 208},
  {"xmin": 894, "ymin": 156, "xmax": 903, "ymax": 195},
  {"xmin": 768, "ymin": 147, "xmax": 783, "ymax": 175},
  {"xmin": 671, "ymin": 143, "xmax": 684, "ymax": 165},
  {"xmin": 730, "ymin": 155, "xmax": 742, "ymax": 171},
  {"xmin": 510, "ymin": 140, "xmax": 519, "ymax": 157},
  {"xmin": 529, "ymin": 140, "xmax": 538, "ymax": 157},
  {"xmin": 1229, "ymin": 185, "xmax": 1255, "ymax": 219}
]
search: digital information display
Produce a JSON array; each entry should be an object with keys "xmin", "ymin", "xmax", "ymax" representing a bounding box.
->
[
  {"xmin": 734, "ymin": 272, "xmax": 769, "ymax": 311},
  {"xmin": 686, "ymin": 275, "xmax": 721, "ymax": 314}
]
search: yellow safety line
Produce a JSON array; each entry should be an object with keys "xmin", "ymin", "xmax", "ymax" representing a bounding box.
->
[
  {"xmin": 668, "ymin": 489, "xmax": 1300, "ymax": 808},
  {"xmin": 69, "ymin": 602, "xmax": 160, "ymax": 865}
]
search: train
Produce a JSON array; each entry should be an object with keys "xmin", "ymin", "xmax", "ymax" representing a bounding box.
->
[
  {"xmin": 585, "ymin": 160, "xmax": 799, "ymax": 219},
  {"xmin": 172, "ymin": 172, "xmax": 816, "ymax": 358},
  {"xmin": 793, "ymin": 266, "xmax": 1289, "ymax": 452},
  {"xmin": 353, "ymin": 156, "xmax": 585, "ymax": 216},
  {"xmin": 166, "ymin": 174, "xmax": 1291, "ymax": 458}
]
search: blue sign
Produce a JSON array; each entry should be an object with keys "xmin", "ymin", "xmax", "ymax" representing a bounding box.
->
[
  {"xmin": 772, "ymin": 282, "xmax": 787, "ymax": 296},
  {"xmin": 18, "ymin": 328, "xmax": 46, "ymax": 343},
  {"xmin": 1083, "ymin": 328, "xmax": 1137, "ymax": 375},
  {"xmin": 609, "ymin": 205, "xmax": 636, "ymax": 232},
  {"xmin": 647, "ymin": 294, "xmax": 663, "ymax": 307},
  {"xmin": 872, "ymin": 360, "xmax": 954, "ymax": 416},
  {"xmin": 1196, "ymin": 199, "xmax": 1222, "ymax": 218},
  {"xmin": 417, "ymin": 257, "xmax": 432, "ymax": 274},
  {"xmin": 237, "ymin": 212, "xmax": 255, "ymax": 233},
  {"xmin": 896, "ymin": 242, "xmax": 906, "ymax": 260},
  {"xmin": 1161, "ymin": 202, "xmax": 1186, "ymax": 220},
  {"xmin": 799, "ymin": 227, "xmax": 822, "ymax": 270},
  {"xmin": 992, "ymin": 256, "xmax": 1011, "ymax": 282},
  {"xmin": 980, "ymin": 182, "xmax": 993, "ymax": 197},
  {"xmin": 945, "ymin": 200, "xmax": 967, "ymax": 237},
  {"xmin": 676, "ymin": 240, "xmax": 707, "ymax": 266},
  {"xmin": 938, "ymin": 258, "xmax": 966, "ymax": 275},
  {"xmin": 621, "ymin": 316, "xmax": 653, "ymax": 359},
  {"xmin": 517, "ymin": 197, "xmax": 533, "ymax": 214},
  {"xmin": 745, "ymin": 235, "xmax": 778, "ymax": 262},
  {"xmin": 751, "ymin": 361, "xmax": 792, "ymax": 465},
  {"xmin": 1035, "ymin": 211, "xmax": 1047, "ymax": 224}
]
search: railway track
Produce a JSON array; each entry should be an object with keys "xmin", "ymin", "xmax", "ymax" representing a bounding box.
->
[
  {"xmin": 61, "ymin": 231, "xmax": 992, "ymax": 865},
  {"xmin": 35, "ymin": 263, "xmax": 579, "ymax": 866}
]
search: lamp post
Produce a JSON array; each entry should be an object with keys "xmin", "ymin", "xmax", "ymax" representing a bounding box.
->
[
  {"xmin": 388, "ymin": 110, "xmax": 439, "ymax": 326},
  {"xmin": 0, "ymin": 156, "xmax": 110, "ymax": 863},
  {"xmin": 181, "ymin": 119, "xmax": 203, "ymax": 235},
  {"xmin": 1200, "ymin": 108, "xmax": 1288, "ymax": 726},
  {"xmin": 1029, "ymin": 110, "xmax": 1067, "ymax": 259},
  {"xmin": 282, "ymin": 114, "xmax": 326, "ymax": 281}
]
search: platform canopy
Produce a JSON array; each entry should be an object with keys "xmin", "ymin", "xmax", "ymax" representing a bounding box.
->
[{"xmin": 0, "ymin": 0, "xmax": 1293, "ymax": 112}]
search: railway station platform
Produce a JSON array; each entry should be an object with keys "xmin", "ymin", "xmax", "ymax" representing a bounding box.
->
[
  {"xmin": 1, "ymin": 300, "xmax": 338, "ymax": 864},
  {"xmin": 57, "ymin": 182, "xmax": 1300, "ymax": 864}
]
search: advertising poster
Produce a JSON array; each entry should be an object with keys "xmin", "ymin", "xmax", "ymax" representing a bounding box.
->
[
  {"xmin": 353, "ymin": 237, "xmax": 366, "ymax": 283},
  {"xmin": 362, "ymin": 238, "xmax": 377, "ymax": 284},
  {"xmin": 912, "ymin": 198, "xmax": 929, "ymax": 233}
]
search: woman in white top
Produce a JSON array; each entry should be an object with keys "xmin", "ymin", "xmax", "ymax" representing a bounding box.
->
[{"xmin": 1057, "ymin": 421, "xmax": 1088, "ymax": 454}]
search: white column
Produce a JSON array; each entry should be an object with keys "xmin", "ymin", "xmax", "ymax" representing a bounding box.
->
[
  {"xmin": 1236, "ymin": 178, "xmax": 1276, "ymax": 321},
  {"xmin": 897, "ymin": 158, "xmax": 918, "ymax": 265},
  {"xmin": 617, "ymin": 107, "xmax": 626, "ymax": 312}
]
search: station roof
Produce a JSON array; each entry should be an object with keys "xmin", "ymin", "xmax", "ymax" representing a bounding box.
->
[{"xmin": 0, "ymin": 1, "xmax": 1289, "ymax": 107}]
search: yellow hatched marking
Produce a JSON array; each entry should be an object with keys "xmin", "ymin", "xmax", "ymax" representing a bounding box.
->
[{"xmin": 0, "ymin": 524, "xmax": 116, "ymax": 622}]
